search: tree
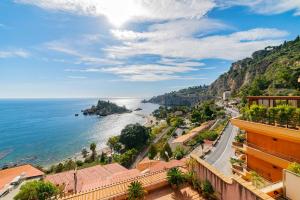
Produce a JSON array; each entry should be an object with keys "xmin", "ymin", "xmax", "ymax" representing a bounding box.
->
[
  {"xmin": 166, "ymin": 168, "xmax": 185, "ymax": 188},
  {"xmin": 128, "ymin": 181, "xmax": 146, "ymax": 200},
  {"xmin": 90, "ymin": 142, "xmax": 97, "ymax": 161},
  {"xmin": 55, "ymin": 163, "xmax": 64, "ymax": 173},
  {"xmin": 119, "ymin": 124, "xmax": 150, "ymax": 150},
  {"xmin": 120, "ymin": 148, "xmax": 138, "ymax": 168},
  {"xmin": 81, "ymin": 148, "xmax": 88, "ymax": 158},
  {"xmin": 160, "ymin": 143, "xmax": 172, "ymax": 161},
  {"xmin": 100, "ymin": 152, "xmax": 108, "ymax": 164},
  {"xmin": 173, "ymin": 146, "xmax": 187, "ymax": 160},
  {"xmin": 148, "ymin": 144, "xmax": 157, "ymax": 160},
  {"xmin": 64, "ymin": 159, "xmax": 76, "ymax": 171},
  {"xmin": 107, "ymin": 136, "xmax": 121, "ymax": 152},
  {"xmin": 14, "ymin": 180, "xmax": 58, "ymax": 200}
]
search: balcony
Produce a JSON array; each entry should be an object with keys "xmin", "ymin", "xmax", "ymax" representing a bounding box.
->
[
  {"xmin": 231, "ymin": 118, "xmax": 300, "ymax": 143},
  {"xmin": 246, "ymin": 142, "xmax": 300, "ymax": 164},
  {"xmin": 244, "ymin": 144, "xmax": 290, "ymax": 169}
]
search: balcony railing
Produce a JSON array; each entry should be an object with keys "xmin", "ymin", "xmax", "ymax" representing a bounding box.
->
[{"xmin": 246, "ymin": 142, "xmax": 300, "ymax": 163}]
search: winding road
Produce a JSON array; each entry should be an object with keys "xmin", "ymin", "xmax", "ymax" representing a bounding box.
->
[{"xmin": 204, "ymin": 107, "xmax": 239, "ymax": 175}]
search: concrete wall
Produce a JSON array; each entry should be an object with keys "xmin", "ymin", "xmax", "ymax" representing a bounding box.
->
[
  {"xmin": 283, "ymin": 170, "xmax": 300, "ymax": 200},
  {"xmin": 191, "ymin": 155, "xmax": 274, "ymax": 200},
  {"xmin": 247, "ymin": 155, "xmax": 282, "ymax": 182}
]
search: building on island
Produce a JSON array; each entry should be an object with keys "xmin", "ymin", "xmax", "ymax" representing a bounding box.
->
[{"xmin": 231, "ymin": 96, "xmax": 300, "ymax": 183}]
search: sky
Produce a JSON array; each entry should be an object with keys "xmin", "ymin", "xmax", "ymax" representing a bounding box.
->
[{"xmin": 0, "ymin": 0, "xmax": 300, "ymax": 98}]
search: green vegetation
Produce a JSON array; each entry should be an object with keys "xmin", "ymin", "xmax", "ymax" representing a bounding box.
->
[
  {"xmin": 167, "ymin": 168, "xmax": 185, "ymax": 188},
  {"xmin": 287, "ymin": 162, "xmax": 300, "ymax": 175},
  {"xmin": 234, "ymin": 133, "xmax": 246, "ymax": 143},
  {"xmin": 147, "ymin": 86, "xmax": 210, "ymax": 107},
  {"xmin": 159, "ymin": 142, "xmax": 173, "ymax": 161},
  {"xmin": 201, "ymin": 180, "xmax": 215, "ymax": 199},
  {"xmin": 113, "ymin": 148, "xmax": 138, "ymax": 168},
  {"xmin": 106, "ymin": 135, "xmax": 122, "ymax": 153},
  {"xmin": 119, "ymin": 123, "xmax": 150, "ymax": 150},
  {"xmin": 151, "ymin": 121, "xmax": 167, "ymax": 136},
  {"xmin": 127, "ymin": 181, "xmax": 146, "ymax": 200},
  {"xmin": 242, "ymin": 104, "xmax": 300, "ymax": 128},
  {"xmin": 230, "ymin": 157, "xmax": 245, "ymax": 166},
  {"xmin": 209, "ymin": 36, "xmax": 300, "ymax": 100},
  {"xmin": 191, "ymin": 101, "xmax": 218, "ymax": 123},
  {"xmin": 148, "ymin": 144, "xmax": 157, "ymax": 159},
  {"xmin": 83, "ymin": 100, "xmax": 130, "ymax": 116},
  {"xmin": 14, "ymin": 181, "xmax": 59, "ymax": 200},
  {"xmin": 250, "ymin": 171, "xmax": 266, "ymax": 188},
  {"xmin": 173, "ymin": 146, "xmax": 187, "ymax": 160}
]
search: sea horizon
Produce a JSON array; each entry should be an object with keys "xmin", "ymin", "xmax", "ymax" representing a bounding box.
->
[{"xmin": 0, "ymin": 98, "xmax": 158, "ymax": 168}]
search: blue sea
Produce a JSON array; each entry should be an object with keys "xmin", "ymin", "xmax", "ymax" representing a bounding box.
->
[{"xmin": 0, "ymin": 98, "xmax": 158, "ymax": 167}]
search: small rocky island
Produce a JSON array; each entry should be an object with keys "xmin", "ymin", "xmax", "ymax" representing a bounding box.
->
[{"xmin": 83, "ymin": 100, "xmax": 131, "ymax": 116}]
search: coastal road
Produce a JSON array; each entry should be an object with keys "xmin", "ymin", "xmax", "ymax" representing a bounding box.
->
[
  {"xmin": 204, "ymin": 107, "xmax": 239, "ymax": 176},
  {"xmin": 131, "ymin": 126, "xmax": 172, "ymax": 168}
]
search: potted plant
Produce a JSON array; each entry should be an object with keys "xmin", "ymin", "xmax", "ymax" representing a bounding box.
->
[
  {"xmin": 127, "ymin": 181, "xmax": 146, "ymax": 200},
  {"xmin": 167, "ymin": 167, "xmax": 185, "ymax": 189}
]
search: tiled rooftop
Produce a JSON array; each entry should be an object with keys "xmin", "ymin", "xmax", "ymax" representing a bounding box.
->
[
  {"xmin": 172, "ymin": 121, "xmax": 213, "ymax": 144},
  {"xmin": 45, "ymin": 163, "xmax": 135, "ymax": 194},
  {"xmin": 0, "ymin": 164, "xmax": 44, "ymax": 190}
]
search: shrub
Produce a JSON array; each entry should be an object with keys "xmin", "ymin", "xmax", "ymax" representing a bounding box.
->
[
  {"xmin": 202, "ymin": 180, "xmax": 214, "ymax": 197},
  {"xmin": 287, "ymin": 162, "xmax": 300, "ymax": 175},
  {"xmin": 14, "ymin": 181, "xmax": 59, "ymax": 200},
  {"xmin": 148, "ymin": 144, "xmax": 157, "ymax": 160},
  {"xmin": 167, "ymin": 168, "xmax": 185, "ymax": 188},
  {"xmin": 128, "ymin": 181, "xmax": 146, "ymax": 200},
  {"xmin": 173, "ymin": 146, "xmax": 187, "ymax": 160}
]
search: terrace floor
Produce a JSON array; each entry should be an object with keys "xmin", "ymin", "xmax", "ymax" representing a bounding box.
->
[{"xmin": 146, "ymin": 185, "xmax": 204, "ymax": 200}]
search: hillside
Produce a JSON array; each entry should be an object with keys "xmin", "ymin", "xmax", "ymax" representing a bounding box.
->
[
  {"xmin": 145, "ymin": 85, "xmax": 212, "ymax": 106},
  {"xmin": 147, "ymin": 36, "xmax": 300, "ymax": 106},
  {"xmin": 208, "ymin": 36, "xmax": 300, "ymax": 98}
]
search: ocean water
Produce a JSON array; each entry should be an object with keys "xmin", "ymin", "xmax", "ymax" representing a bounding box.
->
[{"xmin": 0, "ymin": 98, "xmax": 158, "ymax": 167}]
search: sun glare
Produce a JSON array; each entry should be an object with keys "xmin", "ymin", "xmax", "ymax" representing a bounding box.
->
[{"xmin": 98, "ymin": 0, "xmax": 145, "ymax": 27}]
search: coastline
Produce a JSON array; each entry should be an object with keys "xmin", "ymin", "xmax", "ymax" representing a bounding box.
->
[{"xmin": 44, "ymin": 112, "xmax": 157, "ymax": 169}]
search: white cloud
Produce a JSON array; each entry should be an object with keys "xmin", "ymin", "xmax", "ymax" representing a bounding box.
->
[
  {"xmin": 0, "ymin": 49, "xmax": 30, "ymax": 58},
  {"xmin": 44, "ymin": 40, "xmax": 121, "ymax": 65},
  {"xmin": 218, "ymin": 0, "xmax": 300, "ymax": 16},
  {"xmin": 111, "ymin": 18, "xmax": 228, "ymax": 41},
  {"xmin": 16, "ymin": 0, "xmax": 215, "ymax": 26},
  {"xmin": 107, "ymin": 28, "xmax": 288, "ymax": 60}
]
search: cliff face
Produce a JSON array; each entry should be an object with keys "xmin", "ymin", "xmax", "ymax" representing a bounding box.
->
[
  {"xmin": 209, "ymin": 37, "xmax": 300, "ymax": 97},
  {"xmin": 148, "ymin": 36, "xmax": 300, "ymax": 106}
]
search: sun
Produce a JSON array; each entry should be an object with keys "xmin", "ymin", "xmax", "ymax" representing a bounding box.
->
[{"xmin": 97, "ymin": 0, "xmax": 145, "ymax": 27}]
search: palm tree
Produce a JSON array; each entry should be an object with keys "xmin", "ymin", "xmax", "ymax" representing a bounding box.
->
[
  {"xmin": 167, "ymin": 167, "xmax": 185, "ymax": 188},
  {"xmin": 128, "ymin": 181, "xmax": 146, "ymax": 200}
]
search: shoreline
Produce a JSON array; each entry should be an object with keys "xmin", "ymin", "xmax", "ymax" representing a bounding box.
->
[{"xmin": 43, "ymin": 113, "xmax": 157, "ymax": 169}]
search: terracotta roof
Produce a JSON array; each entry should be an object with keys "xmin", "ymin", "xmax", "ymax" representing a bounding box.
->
[
  {"xmin": 137, "ymin": 157, "xmax": 161, "ymax": 171},
  {"xmin": 148, "ymin": 159, "xmax": 186, "ymax": 173},
  {"xmin": 60, "ymin": 170, "xmax": 168, "ymax": 200},
  {"xmin": 0, "ymin": 164, "xmax": 44, "ymax": 190},
  {"xmin": 172, "ymin": 121, "xmax": 213, "ymax": 144},
  {"xmin": 45, "ymin": 163, "xmax": 140, "ymax": 194}
]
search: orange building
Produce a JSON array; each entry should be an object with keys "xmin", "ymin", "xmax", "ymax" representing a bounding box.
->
[{"xmin": 231, "ymin": 96, "xmax": 300, "ymax": 183}]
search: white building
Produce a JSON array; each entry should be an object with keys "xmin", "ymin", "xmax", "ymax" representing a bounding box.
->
[{"xmin": 223, "ymin": 91, "xmax": 231, "ymax": 101}]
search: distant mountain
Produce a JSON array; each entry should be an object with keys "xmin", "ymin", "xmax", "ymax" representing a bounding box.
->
[
  {"xmin": 147, "ymin": 36, "xmax": 300, "ymax": 106},
  {"xmin": 146, "ymin": 85, "xmax": 212, "ymax": 106}
]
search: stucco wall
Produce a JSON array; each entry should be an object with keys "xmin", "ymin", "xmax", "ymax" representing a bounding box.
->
[{"xmin": 191, "ymin": 155, "xmax": 273, "ymax": 200}]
